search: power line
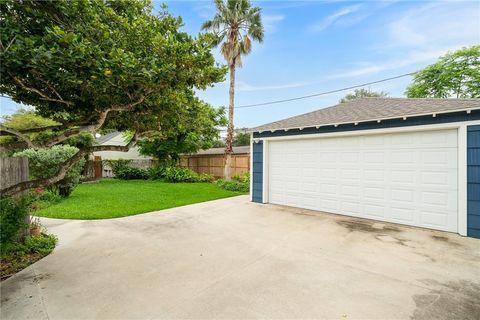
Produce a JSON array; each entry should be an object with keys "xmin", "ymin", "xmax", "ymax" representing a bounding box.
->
[{"xmin": 236, "ymin": 72, "xmax": 417, "ymax": 109}]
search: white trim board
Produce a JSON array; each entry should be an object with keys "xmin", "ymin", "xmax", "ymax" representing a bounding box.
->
[{"xmin": 255, "ymin": 120, "xmax": 480, "ymax": 143}]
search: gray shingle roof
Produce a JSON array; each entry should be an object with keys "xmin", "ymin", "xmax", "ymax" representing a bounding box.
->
[{"xmin": 249, "ymin": 98, "xmax": 480, "ymax": 132}]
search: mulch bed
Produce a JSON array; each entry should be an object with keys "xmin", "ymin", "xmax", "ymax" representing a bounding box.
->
[{"xmin": 1, "ymin": 252, "xmax": 47, "ymax": 281}]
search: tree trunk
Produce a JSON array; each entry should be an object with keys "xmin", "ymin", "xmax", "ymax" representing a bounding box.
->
[{"xmin": 224, "ymin": 61, "xmax": 236, "ymax": 181}]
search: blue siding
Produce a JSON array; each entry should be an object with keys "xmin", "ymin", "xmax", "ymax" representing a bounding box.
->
[
  {"xmin": 253, "ymin": 110, "xmax": 480, "ymax": 139},
  {"xmin": 252, "ymin": 141, "xmax": 263, "ymax": 203},
  {"xmin": 467, "ymin": 125, "xmax": 480, "ymax": 238}
]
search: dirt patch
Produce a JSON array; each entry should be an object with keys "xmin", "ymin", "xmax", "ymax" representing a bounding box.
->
[
  {"xmin": 412, "ymin": 279, "xmax": 480, "ymax": 320},
  {"xmin": 431, "ymin": 235, "xmax": 461, "ymax": 247},
  {"xmin": 337, "ymin": 219, "xmax": 401, "ymax": 233},
  {"xmin": 1, "ymin": 252, "xmax": 48, "ymax": 282}
]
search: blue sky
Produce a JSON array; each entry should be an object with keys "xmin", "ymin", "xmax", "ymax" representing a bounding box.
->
[{"xmin": 1, "ymin": 0, "xmax": 479, "ymax": 129}]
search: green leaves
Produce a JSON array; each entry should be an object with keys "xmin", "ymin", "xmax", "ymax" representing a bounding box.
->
[
  {"xmin": 406, "ymin": 46, "xmax": 480, "ymax": 98},
  {"xmin": 201, "ymin": 0, "xmax": 264, "ymax": 66}
]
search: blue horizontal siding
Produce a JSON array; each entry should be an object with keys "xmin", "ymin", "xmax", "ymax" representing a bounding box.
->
[
  {"xmin": 252, "ymin": 141, "xmax": 263, "ymax": 203},
  {"xmin": 253, "ymin": 109, "xmax": 480, "ymax": 139},
  {"xmin": 468, "ymin": 200, "xmax": 480, "ymax": 215},
  {"xmin": 467, "ymin": 125, "xmax": 480, "ymax": 239}
]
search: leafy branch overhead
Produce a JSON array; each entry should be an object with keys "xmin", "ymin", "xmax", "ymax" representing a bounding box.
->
[
  {"xmin": 406, "ymin": 46, "xmax": 480, "ymax": 98},
  {"xmin": 0, "ymin": 0, "xmax": 227, "ymax": 195}
]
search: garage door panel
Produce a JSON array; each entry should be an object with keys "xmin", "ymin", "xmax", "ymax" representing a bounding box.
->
[{"xmin": 268, "ymin": 129, "xmax": 458, "ymax": 232}]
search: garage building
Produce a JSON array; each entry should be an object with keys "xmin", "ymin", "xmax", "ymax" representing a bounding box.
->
[{"xmin": 249, "ymin": 98, "xmax": 480, "ymax": 238}]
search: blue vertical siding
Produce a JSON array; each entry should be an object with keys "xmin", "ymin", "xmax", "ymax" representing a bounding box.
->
[
  {"xmin": 252, "ymin": 141, "xmax": 263, "ymax": 203},
  {"xmin": 467, "ymin": 125, "xmax": 480, "ymax": 239}
]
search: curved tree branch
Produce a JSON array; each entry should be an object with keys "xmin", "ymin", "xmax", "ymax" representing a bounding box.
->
[
  {"xmin": 0, "ymin": 94, "xmax": 147, "ymax": 149},
  {"xmin": 0, "ymin": 133, "xmax": 139, "ymax": 197},
  {"xmin": 0, "ymin": 125, "xmax": 35, "ymax": 148}
]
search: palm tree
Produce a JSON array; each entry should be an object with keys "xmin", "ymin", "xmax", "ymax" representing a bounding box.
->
[{"xmin": 202, "ymin": 0, "xmax": 264, "ymax": 180}]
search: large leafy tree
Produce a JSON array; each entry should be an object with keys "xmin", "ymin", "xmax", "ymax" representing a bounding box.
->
[
  {"xmin": 137, "ymin": 101, "xmax": 226, "ymax": 163},
  {"xmin": 340, "ymin": 88, "xmax": 388, "ymax": 103},
  {"xmin": 202, "ymin": 0, "xmax": 264, "ymax": 180},
  {"xmin": 406, "ymin": 46, "xmax": 480, "ymax": 98},
  {"xmin": 0, "ymin": 0, "xmax": 225, "ymax": 196}
]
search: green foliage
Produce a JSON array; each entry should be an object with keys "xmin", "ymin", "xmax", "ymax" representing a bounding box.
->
[
  {"xmin": 63, "ymin": 132, "xmax": 95, "ymax": 149},
  {"xmin": 216, "ymin": 172, "xmax": 250, "ymax": 192},
  {"xmin": 1, "ymin": 0, "xmax": 225, "ymax": 134},
  {"xmin": 406, "ymin": 46, "xmax": 480, "ymax": 98},
  {"xmin": 1, "ymin": 109, "xmax": 59, "ymax": 130},
  {"xmin": 104, "ymin": 159, "xmax": 133, "ymax": 175},
  {"xmin": 137, "ymin": 104, "xmax": 226, "ymax": 162},
  {"xmin": 202, "ymin": 0, "xmax": 264, "ymax": 66},
  {"xmin": 340, "ymin": 89, "xmax": 388, "ymax": 103},
  {"xmin": 14, "ymin": 145, "xmax": 86, "ymax": 197},
  {"xmin": 116, "ymin": 167, "xmax": 149, "ymax": 180},
  {"xmin": 0, "ymin": 0, "xmax": 226, "ymax": 194},
  {"xmin": 0, "ymin": 196, "xmax": 30, "ymax": 252},
  {"xmin": 149, "ymin": 165, "xmax": 213, "ymax": 183},
  {"xmin": 233, "ymin": 128, "xmax": 250, "ymax": 146},
  {"xmin": 24, "ymin": 234, "xmax": 57, "ymax": 255},
  {"xmin": 159, "ymin": 166, "xmax": 202, "ymax": 183}
]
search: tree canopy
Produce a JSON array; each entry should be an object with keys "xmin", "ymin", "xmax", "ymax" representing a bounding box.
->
[
  {"xmin": 406, "ymin": 46, "xmax": 480, "ymax": 98},
  {"xmin": 340, "ymin": 88, "xmax": 388, "ymax": 103},
  {"xmin": 0, "ymin": 0, "xmax": 226, "ymax": 195}
]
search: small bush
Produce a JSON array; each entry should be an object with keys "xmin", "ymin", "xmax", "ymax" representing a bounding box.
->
[
  {"xmin": 0, "ymin": 196, "xmax": 30, "ymax": 253},
  {"xmin": 24, "ymin": 234, "xmax": 57, "ymax": 255},
  {"xmin": 115, "ymin": 166, "xmax": 149, "ymax": 180},
  {"xmin": 104, "ymin": 159, "xmax": 132, "ymax": 176},
  {"xmin": 14, "ymin": 145, "xmax": 85, "ymax": 197},
  {"xmin": 197, "ymin": 173, "xmax": 215, "ymax": 183},
  {"xmin": 216, "ymin": 173, "xmax": 250, "ymax": 192},
  {"xmin": 161, "ymin": 166, "xmax": 199, "ymax": 182}
]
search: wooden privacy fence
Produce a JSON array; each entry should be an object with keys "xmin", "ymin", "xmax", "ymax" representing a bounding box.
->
[
  {"xmin": 0, "ymin": 157, "xmax": 29, "ymax": 190},
  {"xmin": 179, "ymin": 154, "xmax": 250, "ymax": 179}
]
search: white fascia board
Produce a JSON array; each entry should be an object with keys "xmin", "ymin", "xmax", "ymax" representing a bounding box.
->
[
  {"xmin": 248, "ymin": 107, "xmax": 479, "ymax": 133},
  {"xmin": 257, "ymin": 120, "xmax": 480, "ymax": 142}
]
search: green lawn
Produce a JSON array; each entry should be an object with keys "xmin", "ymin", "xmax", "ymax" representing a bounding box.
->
[{"xmin": 36, "ymin": 179, "xmax": 244, "ymax": 219}]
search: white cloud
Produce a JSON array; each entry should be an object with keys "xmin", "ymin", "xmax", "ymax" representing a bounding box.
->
[
  {"xmin": 386, "ymin": 2, "xmax": 479, "ymax": 49},
  {"xmin": 310, "ymin": 4, "xmax": 362, "ymax": 32},
  {"xmin": 263, "ymin": 15, "xmax": 285, "ymax": 33},
  {"xmin": 193, "ymin": 3, "xmax": 215, "ymax": 19},
  {"xmin": 328, "ymin": 46, "xmax": 462, "ymax": 79},
  {"xmin": 330, "ymin": 1, "xmax": 480, "ymax": 79},
  {"xmin": 236, "ymin": 80, "xmax": 309, "ymax": 92}
]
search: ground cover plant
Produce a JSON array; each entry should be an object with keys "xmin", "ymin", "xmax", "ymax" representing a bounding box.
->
[
  {"xmin": 1, "ymin": 194, "xmax": 57, "ymax": 281},
  {"xmin": 36, "ymin": 179, "xmax": 244, "ymax": 219},
  {"xmin": 216, "ymin": 173, "xmax": 250, "ymax": 192}
]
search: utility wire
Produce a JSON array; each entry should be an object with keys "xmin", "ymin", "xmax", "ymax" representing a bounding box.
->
[{"xmin": 236, "ymin": 71, "xmax": 417, "ymax": 109}]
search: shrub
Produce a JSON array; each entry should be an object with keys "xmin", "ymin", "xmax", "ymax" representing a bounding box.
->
[
  {"xmin": 161, "ymin": 166, "xmax": 199, "ymax": 182},
  {"xmin": 24, "ymin": 234, "xmax": 57, "ymax": 255},
  {"xmin": 0, "ymin": 196, "xmax": 30, "ymax": 253},
  {"xmin": 14, "ymin": 145, "xmax": 85, "ymax": 197},
  {"xmin": 115, "ymin": 166, "xmax": 149, "ymax": 180},
  {"xmin": 147, "ymin": 165, "xmax": 214, "ymax": 183},
  {"xmin": 103, "ymin": 159, "xmax": 132, "ymax": 176},
  {"xmin": 216, "ymin": 173, "xmax": 250, "ymax": 192}
]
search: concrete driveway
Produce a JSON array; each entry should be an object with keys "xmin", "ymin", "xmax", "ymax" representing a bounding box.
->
[{"xmin": 1, "ymin": 195, "xmax": 479, "ymax": 320}]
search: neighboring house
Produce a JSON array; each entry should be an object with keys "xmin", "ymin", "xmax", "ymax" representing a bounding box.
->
[
  {"xmin": 93, "ymin": 131, "xmax": 152, "ymax": 160},
  {"xmin": 92, "ymin": 131, "xmax": 152, "ymax": 178},
  {"xmin": 180, "ymin": 146, "xmax": 250, "ymax": 178},
  {"xmin": 249, "ymin": 98, "xmax": 480, "ymax": 239}
]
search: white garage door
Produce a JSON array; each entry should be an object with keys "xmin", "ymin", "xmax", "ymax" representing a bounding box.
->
[{"xmin": 268, "ymin": 129, "xmax": 458, "ymax": 232}]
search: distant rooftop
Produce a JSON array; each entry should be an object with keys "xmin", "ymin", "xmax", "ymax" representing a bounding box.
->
[{"xmin": 250, "ymin": 98, "xmax": 480, "ymax": 133}]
